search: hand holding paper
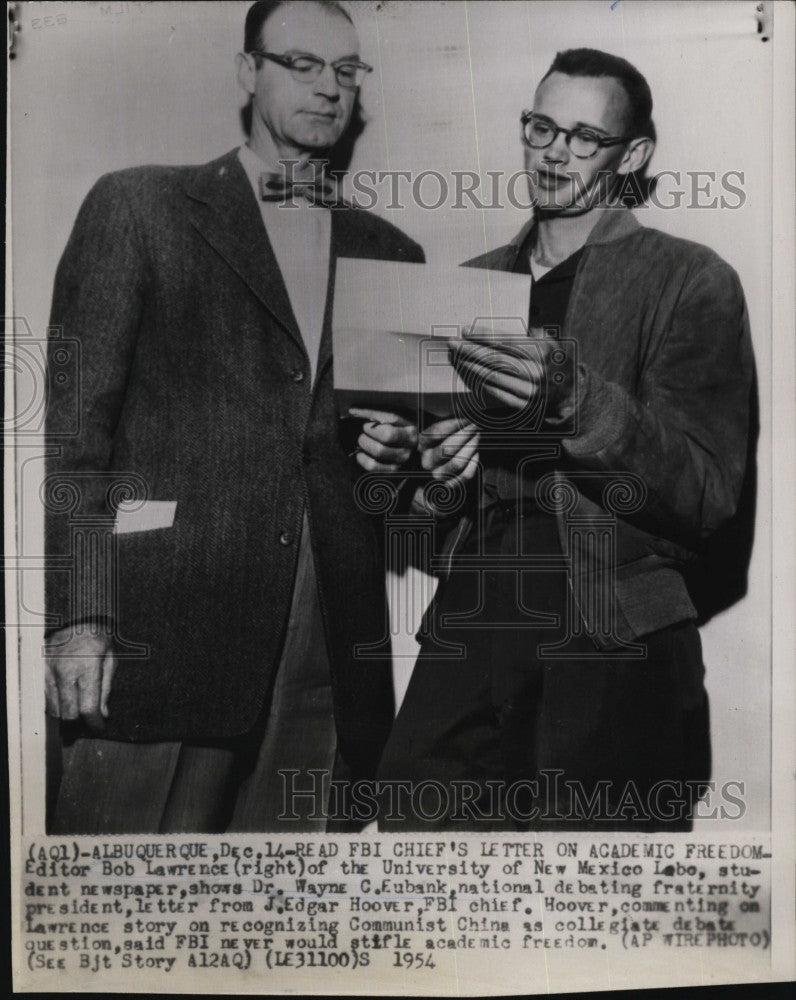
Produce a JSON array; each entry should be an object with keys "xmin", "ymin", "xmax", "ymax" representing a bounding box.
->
[
  {"xmin": 348, "ymin": 407, "xmax": 418, "ymax": 473},
  {"xmin": 419, "ymin": 417, "xmax": 480, "ymax": 480},
  {"xmin": 450, "ymin": 332, "xmax": 576, "ymax": 422},
  {"xmin": 399, "ymin": 415, "xmax": 480, "ymax": 517}
]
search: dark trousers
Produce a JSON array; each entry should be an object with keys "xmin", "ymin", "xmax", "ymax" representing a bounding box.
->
[
  {"xmin": 48, "ymin": 513, "xmax": 338, "ymax": 834},
  {"xmin": 377, "ymin": 505, "xmax": 711, "ymax": 831}
]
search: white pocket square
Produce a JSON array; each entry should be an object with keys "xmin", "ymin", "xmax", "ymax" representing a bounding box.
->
[{"xmin": 114, "ymin": 500, "xmax": 177, "ymax": 535}]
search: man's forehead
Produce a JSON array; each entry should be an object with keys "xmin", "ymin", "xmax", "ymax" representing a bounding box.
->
[
  {"xmin": 533, "ymin": 72, "xmax": 630, "ymax": 132},
  {"xmin": 260, "ymin": 2, "xmax": 359, "ymax": 56}
]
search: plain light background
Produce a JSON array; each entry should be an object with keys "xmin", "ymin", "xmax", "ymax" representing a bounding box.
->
[{"xmin": 9, "ymin": 0, "xmax": 772, "ymax": 831}]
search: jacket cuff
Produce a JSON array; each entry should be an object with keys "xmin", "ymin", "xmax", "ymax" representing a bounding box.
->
[
  {"xmin": 560, "ymin": 365, "xmax": 630, "ymax": 459},
  {"xmin": 44, "ymin": 617, "xmax": 116, "ymax": 641}
]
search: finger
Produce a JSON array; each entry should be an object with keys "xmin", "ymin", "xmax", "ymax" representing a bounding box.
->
[
  {"xmin": 451, "ymin": 338, "xmax": 498, "ymax": 358},
  {"xmin": 461, "ymin": 320, "xmax": 507, "ymax": 342},
  {"xmin": 421, "ymin": 428, "xmax": 479, "ymax": 473},
  {"xmin": 357, "ymin": 432, "xmax": 411, "ymax": 465},
  {"xmin": 360, "ymin": 421, "xmax": 418, "ymax": 448},
  {"xmin": 458, "ymin": 334, "xmax": 539, "ymax": 356},
  {"xmin": 452, "ymin": 341, "xmax": 548, "ymax": 389},
  {"xmin": 76, "ymin": 663, "xmax": 104, "ymax": 732},
  {"xmin": 348, "ymin": 407, "xmax": 413, "ymax": 427},
  {"xmin": 455, "ymin": 358, "xmax": 542, "ymax": 405},
  {"xmin": 419, "ymin": 427, "xmax": 479, "ymax": 464},
  {"xmin": 429, "ymin": 432, "xmax": 481, "ymax": 478},
  {"xmin": 472, "ymin": 383, "xmax": 527, "ymax": 410},
  {"xmin": 44, "ymin": 661, "xmax": 61, "ymax": 717},
  {"xmin": 458, "ymin": 449, "xmax": 480, "ymax": 482},
  {"xmin": 418, "ymin": 418, "xmax": 475, "ymax": 449},
  {"xmin": 56, "ymin": 670, "xmax": 81, "ymax": 721},
  {"xmin": 455, "ymin": 368, "xmax": 530, "ymax": 411},
  {"xmin": 419, "ymin": 424, "xmax": 477, "ymax": 452},
  {"xmin": 451, "ymin": 342, "xmax": 513, "ymax": 377},
  {"xmin": 354, "ymin": 450, "xmax": 401, "ymax": 474},
  {"xmin": 442, "ymin": 447, "xmax": 481, "ymax": 485},
  {"xmin": 454, "ymin": 339, "xmax": 546, "ymax": 374},
  {"xmin": 100, "ymin": 651, "xmax": 116, "ymax": 719}
]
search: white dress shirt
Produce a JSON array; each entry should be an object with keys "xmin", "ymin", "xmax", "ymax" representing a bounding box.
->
[{"xmin": 238, "ymin": 144, "xmax": 332, "ymax": 383}]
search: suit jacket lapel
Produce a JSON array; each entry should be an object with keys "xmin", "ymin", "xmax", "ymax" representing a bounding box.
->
[
  {"xmin": 316, "ymin": 203, "xmax": 361, "ymax": 379},
  {"xmin": 183, "ymin": 150, "xmax": 305, "ymax": 355}
]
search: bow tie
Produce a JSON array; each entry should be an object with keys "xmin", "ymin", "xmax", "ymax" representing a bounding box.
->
[{"xmin": 259, "ymin": 172, "xmax": 338, "ymax": 207}]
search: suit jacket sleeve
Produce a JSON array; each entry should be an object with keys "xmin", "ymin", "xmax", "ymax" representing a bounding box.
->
[
  {"xmin": 560, "ymin": 257, "xmax": 753, "ymax": 550},
  {"xmin": 46, "ymin": 173, "xmax": 148, "ymax": 630}
]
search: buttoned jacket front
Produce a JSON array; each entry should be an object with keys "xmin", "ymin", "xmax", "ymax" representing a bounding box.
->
[{"xmin": 46, "ymin": 149, "xmax": 424, "ymax": 772}]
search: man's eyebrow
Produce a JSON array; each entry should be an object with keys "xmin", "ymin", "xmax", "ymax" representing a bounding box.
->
[
  {"xmin": 571, "ymin": 120, "xmax": 610, "ymax": 134},
  {"xmin": 533, "ymin": 112, "xmax": 611, "ymax": 135},
  {"xmin": 281, "ymin": 48, "xmax": 361, "ymax": 60}
]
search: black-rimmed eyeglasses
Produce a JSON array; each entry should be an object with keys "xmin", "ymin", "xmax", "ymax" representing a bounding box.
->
[
  {"xmin": 249, "ymin": 50, "xmax": 372, "ymax": 89},
  {"xmin": 521, "ymin": 112, "xmax": 631, "ymax": 159}
]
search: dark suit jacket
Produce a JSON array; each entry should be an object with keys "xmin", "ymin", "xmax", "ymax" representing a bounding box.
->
[
  {"xmin": 45, "ymin": 149, "xmax": 424, "ymax": 774},
  {"xmin": 463, "ymin": 208, "xmax": 754, "ymax": 648}
]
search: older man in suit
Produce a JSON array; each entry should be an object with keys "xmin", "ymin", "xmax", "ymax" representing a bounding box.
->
[{"xmin": 44, "ymin": 0, "xmax": 422, "ymax": 833}]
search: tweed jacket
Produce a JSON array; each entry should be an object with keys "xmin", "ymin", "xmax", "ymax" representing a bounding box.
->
[
  {"xmin": 45, "ymin": 149, "xmax": 424, "ymax": 770},
  {"xmin": 462, "ymin": 208, "xmax": 754, "ymax": 649}
]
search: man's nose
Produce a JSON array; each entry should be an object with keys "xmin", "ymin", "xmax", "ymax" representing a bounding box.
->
[
  {"xmin": 543, "ymin": 130, "xmax": 570, "ymax": 163},
  {"xmin": 314, "ymin": 63, "xmax": 341, "ymax": 102}
]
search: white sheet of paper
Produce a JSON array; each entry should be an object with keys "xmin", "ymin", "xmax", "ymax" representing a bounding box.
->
[{"xmin": 333, "ymin": 259, "xmax": 532, "ymax": 414}]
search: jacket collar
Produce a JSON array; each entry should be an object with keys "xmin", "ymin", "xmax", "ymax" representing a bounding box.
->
[
  {"xmin": 183, "ymin": 149, "xmax": 305, "ymax": 355},
  {"xmin": 581, "ymin": 205, "xmax": 642, "ymax": 245},
  {"xmin": 183, "ymin": 149, "xmax": 372, "ymax": 382},
  {"xmin": 505, "ymin": 206, "xmax": 642, "ymax": 266}
]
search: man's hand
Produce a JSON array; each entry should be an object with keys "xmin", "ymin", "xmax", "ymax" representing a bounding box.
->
[
  {"xmin": 45, "ymin": 629, "xmax": 116, "ymax": 731},
  {"xmin": 408, "ymin": 416, "xmax": 480, "ymax": 515},
  {"xmin": 348, "ymin": 408, "xmax": 418, "ymax": 472},
  {"xmin": 449, "ymin": 335, "xmax": 575, "ymax": 420},
  {"xmin": 418, "ymin": 417, "xmax": 480, "ymax": 480}
]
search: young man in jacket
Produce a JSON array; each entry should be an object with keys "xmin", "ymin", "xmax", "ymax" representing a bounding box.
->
[{"xmin": 370, "ymin": 48, "xmax": 754, "ymax": 831}]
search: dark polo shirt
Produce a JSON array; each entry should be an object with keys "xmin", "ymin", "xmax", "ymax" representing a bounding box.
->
[{"xmin": 481, "ymin": 237, "xmax": 583, "ymax": 507}]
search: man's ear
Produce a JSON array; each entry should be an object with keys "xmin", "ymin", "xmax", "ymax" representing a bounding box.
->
[
  {"xmin": 236, "ymin": 51, "xmax": 256, "ymax": 97},
  {"xmin": 617, "ymin": 136, "xmax": 654, "ymax": 176}
]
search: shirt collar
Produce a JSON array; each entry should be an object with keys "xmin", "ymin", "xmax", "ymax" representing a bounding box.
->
[
  {"xmin": 509, "ymin": 206, "xmax": 641, "ymax": 258},
  {"xmin": 238, "ymin": 144, "xmax": 271, "ymax": 198}
]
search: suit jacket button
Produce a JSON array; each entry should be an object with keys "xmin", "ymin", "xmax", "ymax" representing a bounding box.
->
[
  {"xmin": 279, "ymin": 531, "xmax": 294, "ymax": 546},
  {"xmin": 290, "ymin": 368, "xmax": 305, "ymax": 383}
]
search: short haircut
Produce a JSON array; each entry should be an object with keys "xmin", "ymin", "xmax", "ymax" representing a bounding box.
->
[
  {"xmin": 244, "ymin": 0, "xmax": 353, "ymax": 53},
  {"xmin": 540, "ymin": 48, "xmax": 653, "ymax": 138}
]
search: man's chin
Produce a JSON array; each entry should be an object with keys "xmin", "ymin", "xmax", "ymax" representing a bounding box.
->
[
  {"xmin": 294, "ymin": 121, "xmax": 345, "ymax": 152},
  {"xmin": 530, "ymin": 191, "xmax": 576, "ymax": 215},
  {"xmin": 532, "ymin": 192, "xmax": 602, "ymax": 219}
]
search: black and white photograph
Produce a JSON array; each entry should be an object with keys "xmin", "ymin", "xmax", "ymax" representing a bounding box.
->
[{"xmin": 6, "ymin": 0, "xmax": 794, "ymax": 993}]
